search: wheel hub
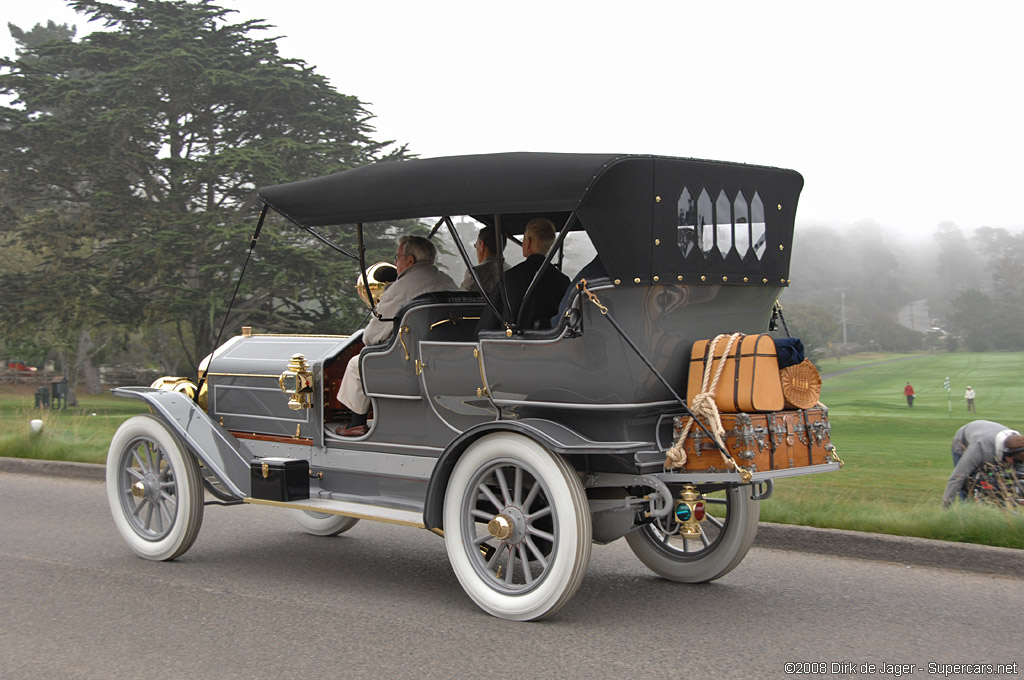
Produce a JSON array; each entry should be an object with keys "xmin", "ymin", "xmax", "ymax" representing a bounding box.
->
[
  {"xmin": 488, "ymin": 506, "xmax": 527, "ymax": 544},
  {"xmin": 132, "ymin": 472, "xmax": 161, "ymax": 503}
]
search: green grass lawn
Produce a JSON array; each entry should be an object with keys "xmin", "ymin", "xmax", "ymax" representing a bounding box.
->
[
  {"xmin": 760, "ymin": 351, "xmax": 1024, "ymax": 548},
  {"xmin": 0, "ymin": 388, "xmax": 148, "ymax": 462},
  {"xmin": 2, "ymin": 351, "xmax": 1023, "ymax": 548}
]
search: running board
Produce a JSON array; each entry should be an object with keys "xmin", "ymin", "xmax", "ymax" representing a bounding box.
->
[{"xmin": 244, "ymin": 496, "xmax": 426, "ymax": 529}]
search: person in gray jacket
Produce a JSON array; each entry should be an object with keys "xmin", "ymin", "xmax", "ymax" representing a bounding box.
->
[
  {"xmin": 336, "ymin": 235, "xmax": 457, "ymax": 436},
  {"xmin": 460, "ymin": 226, "xmax": 506, "ymax": 294},
  {"xmin": 942, "ymin": 420, "xmax": 1024, "ymax": 507}
]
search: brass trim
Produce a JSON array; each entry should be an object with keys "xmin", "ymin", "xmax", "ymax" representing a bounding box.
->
[
  {"xmin": 429, "ymin": 316, "xmax": 480, "ymax": 331},
  {"xmin": 261, "ymin": 462, "xmax": 269, "ymax": 479},
  {"xmin": 231, "ymin": 431, "xmax": 315, "ymax": 445},
  {"xmin": 238, "ymin": 333, "xmax": 350, "ymax": 338},
  {"xmin": 243, "ymin": 498, "xmax": 425, "ymax": 528},
  {"xmin": 294, "ymin": 423, "xmax": 301, "ymax": 438},
  {"xmin": 415, "ymin": 359, "xmax": 425, "ymax": 375},
  {"xmin": 399, "ymin": 325, "xmax": 411, "ymax": 361},
  {"xmin": 242, "ymin": 326, "xmax": 252, "ymax": 337},
  {"xmin": 475, "ymin": 346, "xmax": 491, "ymax": 398},
  {"xmin": 207, "ymin": 372, "xmax": 282, "ymax": 379}
]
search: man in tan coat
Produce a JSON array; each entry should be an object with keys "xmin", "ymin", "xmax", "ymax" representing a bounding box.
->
[{"xmin": 336, "ymin": 235, "xmax": 457, "ymax": 436}]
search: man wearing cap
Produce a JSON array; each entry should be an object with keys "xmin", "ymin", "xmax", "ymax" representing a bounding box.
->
[
  {"xmin": 942, "ymin": 420, "xmax": 1024, "ymax": 507},
  {"xmin": 964, "ymin": 386, "xmax": 976, "ymax": 413}
]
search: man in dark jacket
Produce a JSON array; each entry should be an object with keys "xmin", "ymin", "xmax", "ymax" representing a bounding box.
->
[{"xmin": 477, "ymin": 218, "xmax": 569, "ymax": 332}]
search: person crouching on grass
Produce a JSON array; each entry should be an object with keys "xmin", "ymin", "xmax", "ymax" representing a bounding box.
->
[{"xmin": 942, "ymin": 420, "xmax": 1024, "ymax": 507}]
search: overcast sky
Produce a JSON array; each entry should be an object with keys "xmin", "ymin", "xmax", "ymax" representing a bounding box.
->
[{"xmin": 3, "ymin": 0, "xmax": 1022, "ymax": 238}]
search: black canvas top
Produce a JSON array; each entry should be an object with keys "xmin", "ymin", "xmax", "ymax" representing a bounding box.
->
[
  {"xmin": 257, "ymin": 152, "xmax": 804, "ymax": 285},
  {"xmin": 258, "ymin": 152, "xmax": 623, "ymax": 227}
]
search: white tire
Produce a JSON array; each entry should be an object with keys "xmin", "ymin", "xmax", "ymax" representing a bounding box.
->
[
  {"xmin": 625, "ymin": 484, "xmax": 759, "ymax": 582},
  {"xmin": 443, "ymin": 432, "xmax": 591, "ymax": 621},
  {"xmin": 289, "ymin": 509, "xmax": 360, "ymax": 536},
  {"xmin": 106, "ymin": 415, "xmax": 204, "ymax": 561}
]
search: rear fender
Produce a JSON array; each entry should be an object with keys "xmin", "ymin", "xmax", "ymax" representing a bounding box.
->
[
  {"xmin": 113, "ymin": 387, "xmax": 251, "ymax": 498},
  {"xmin": 422, "ymin": 419, "xmax": 652, "ymax": 531}
]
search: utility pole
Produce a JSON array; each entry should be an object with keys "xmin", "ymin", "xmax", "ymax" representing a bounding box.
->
[{"xmin": 839, "ymin": 289, "xmax": 848, "ymax": 345}]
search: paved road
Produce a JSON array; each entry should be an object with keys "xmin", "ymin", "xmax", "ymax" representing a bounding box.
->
[{"xmin": 2, "ymin": 472, "xmax": 1022, "ymax": 680}]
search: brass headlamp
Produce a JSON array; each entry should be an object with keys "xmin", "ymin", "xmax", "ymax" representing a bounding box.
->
[
  {"xmin": 279, "ymin": 353, "xmax": 314, "ymax": 410},
  {"xmin": 356, "ymin": 261, "xmax": 398, "ymax": 309}
]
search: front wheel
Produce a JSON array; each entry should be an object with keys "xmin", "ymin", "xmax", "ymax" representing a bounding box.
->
[
  {"xmin": 625, "ymin": 484, "xmax": 759, "ymax": 582},
  {"xmin": 106, "ymin": 415, "xmax": 204, "ymax": 561},
  {"xmin": 443, "ymin": 433, "xmax": 592, "ymax": 621}
]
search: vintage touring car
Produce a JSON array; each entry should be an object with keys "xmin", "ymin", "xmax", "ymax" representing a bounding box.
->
[{"xmin": 106, "ymin": 152, "xmax": 840, "ymax": 620}]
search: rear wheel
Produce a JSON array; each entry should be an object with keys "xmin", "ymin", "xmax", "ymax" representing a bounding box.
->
[
  {"xmin": 289, "ymin": 509, "xmax": 360, "ymax": 536},
  {"xmin": 625, "ymin": 484, "xmax": 759, "ymax": 582},
  {"xmin": 443, "ymin": 433, "xmax": 591, "ymax": 621},
  {"xmin": 106, "ymin": 415, "xmax": 204, "ymax": 561}
]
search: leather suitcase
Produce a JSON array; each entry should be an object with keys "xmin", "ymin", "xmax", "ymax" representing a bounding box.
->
[
  {"xmin": 687, "ymin": 334, "xmax": 784, "ymax": 413},
  {"xmin": 673, "ymin": 406, "xmax": 832, "ymax": 473}
]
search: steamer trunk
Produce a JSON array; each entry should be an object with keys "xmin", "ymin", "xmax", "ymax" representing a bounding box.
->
[{"xmin": 673, "ymin": 406, "xmax": 831, "ymax": 473}]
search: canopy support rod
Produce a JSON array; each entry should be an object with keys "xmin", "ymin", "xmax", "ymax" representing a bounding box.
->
[
  {"xmin": 299, "ymin": 224, "xmax": 358, "ymax": 260},
  {"xmin": 427, "ymin": 216, "xmax": 446, "ymax": 239},
  {"xmin": 493, "ymin": 215, "xmax": 512, "ymax": 324},
  {"xmin": 442, "ymin": 216, "xmax": 508, "ymax": 325},
  {"xmin": 196, "ymin": 204, "xmax": 268, "ymax": 400},
  {"xmin": 357, "ymin": 222, "xmax": 384, "ymax": 321}
]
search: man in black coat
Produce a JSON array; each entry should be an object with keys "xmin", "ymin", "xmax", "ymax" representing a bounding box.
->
[{"xmin": 477, "ymin": 218, "xmax": 569, "ymax": 332}]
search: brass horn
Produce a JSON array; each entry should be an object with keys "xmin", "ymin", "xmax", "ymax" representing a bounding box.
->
[{"xmin": 356, "ymin": 261, "xmax": 398, "ymax": 308}]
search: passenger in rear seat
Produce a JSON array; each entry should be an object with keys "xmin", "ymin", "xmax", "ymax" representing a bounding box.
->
[
  {"xmin": 336, "ymin": 235, "xmax": 457, "ymax": 437},
  {"xmin": 476, "ymin": 218, "xmax": 569, "ymax": 332},
  {"xmin": 460, "ymin": 226, "xmax": 507, "ymax": 295}
]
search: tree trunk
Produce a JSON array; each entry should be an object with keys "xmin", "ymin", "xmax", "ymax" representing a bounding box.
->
[{"xmin": 76, "ymin": 328, "xmax": 104, "ymax": 395}]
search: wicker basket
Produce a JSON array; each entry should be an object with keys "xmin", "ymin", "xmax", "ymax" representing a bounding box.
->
[{"xmin": 780, "ymin": 359, "xmax": 822, "ymax": 409}]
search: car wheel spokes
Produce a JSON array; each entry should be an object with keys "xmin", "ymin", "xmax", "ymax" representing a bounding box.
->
[
  {"xmin": 464, "ymin": 462, "xmax": 556, "ymax": 594},
  {"xmin": 120, "ymin": 437, "xmax": 179, "ymax": 541}
]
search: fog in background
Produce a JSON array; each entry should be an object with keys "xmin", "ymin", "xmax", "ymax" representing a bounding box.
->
[
  {"xmin": 4, "ymin": 0, "xmax": 1022, "ymax": 239},
  {"xmin": 3, "ymin": 1, "xmax": 1023, "ymax": 370}
]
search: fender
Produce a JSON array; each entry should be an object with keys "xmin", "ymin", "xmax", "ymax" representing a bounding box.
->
[
  {"xmin": 422, "ymin": 418, "xmax": 653, "ymax": 531},
  {"xmin": 113, "ymin": 387, "xmax": 251, "ymax": 498}
]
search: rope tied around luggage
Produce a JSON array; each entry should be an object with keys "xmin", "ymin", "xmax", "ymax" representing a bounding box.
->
[
  {"xmin": 665, "ymin": 333, "xmax": 742, "ymax": 472},
  {"xmin": 576, "ymin": 281, "xmax": 752, "ymax": 483}
]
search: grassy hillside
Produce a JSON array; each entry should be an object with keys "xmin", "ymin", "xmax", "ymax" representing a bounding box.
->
[{"xmin": 760, "ymin": 351, "xmax": 1024, "ymax": 547}]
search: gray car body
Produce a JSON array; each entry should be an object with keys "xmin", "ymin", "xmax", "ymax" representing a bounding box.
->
[{"xmin": 114, "ymin": 153, "xmax": 837, "ymax": 538}]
